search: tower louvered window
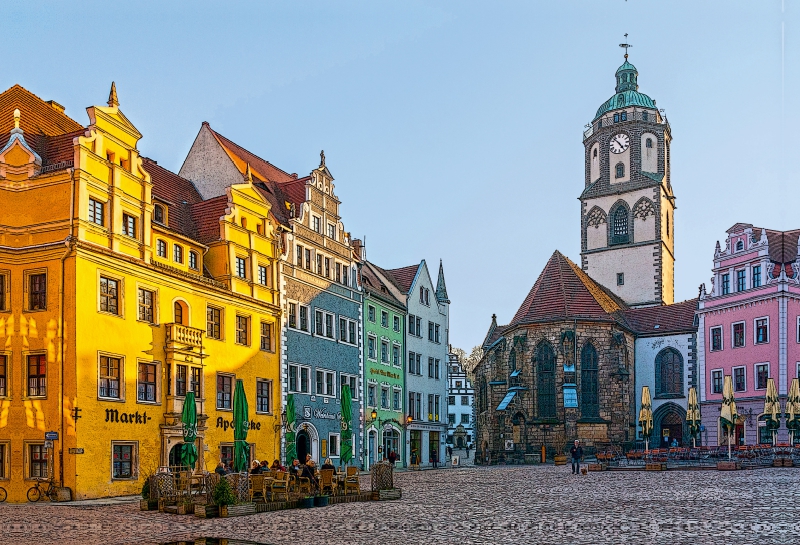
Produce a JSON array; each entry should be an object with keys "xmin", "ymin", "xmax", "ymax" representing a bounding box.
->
[
  {"xmin": 612, "ymin": 207, "xmax": 629, "ymax": 244},
  {"xmin": 536, "ymin": 343, "xmax": 556, "ymax": 419},
  {"xmin": 581, "ymin": 343, "xmax": 599, "ymax": 418}
]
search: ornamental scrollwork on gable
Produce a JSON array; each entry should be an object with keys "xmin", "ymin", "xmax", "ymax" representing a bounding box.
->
[
  {"xmin": 632, "ymin": 197, "xmax": 655, "ymax": 220},
  {"xmin": 585, "ymin": 206, "xmax": 607, "ymax": 228}
]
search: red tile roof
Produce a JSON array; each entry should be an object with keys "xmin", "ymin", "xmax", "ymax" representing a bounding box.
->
[
  {"xmin": 206, "ymin": 124, "xmax": 295, "ymax": 184},
  {"xmin": 384, "ymin": 264, "xmax": 420, "ymax": 294},
  {"xmin": 0, "ymin": 84, "xmax": 83, "ymax": 136},
  {"xmin": 619, "ymin": 298, "xmax": 698, "ymax": 335},
  {"xmin": 142, "ymin": 158, "xmax": 204, "ymax": 239},
  {"xmin": 507, "ymin": 251, "xmax": 627, "ymax": 327},
  {"xmin": 189, "ymin": 195, "xmax": 228, "ymax": 244},
  {"xmin": 362, "ymin": 261, "xmax": 405, "ymax": 309}
]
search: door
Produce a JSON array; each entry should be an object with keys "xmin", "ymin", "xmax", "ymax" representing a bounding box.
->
[
  {"xmin": 368, "ymin": 431, "xmax": 376, "ymax": 467},
  {"xmin": 297, "ymin": 430, "xmax": 310, "ymax": 463},
  {"xmin": 661, "ymin": 411, "xmax": 683, "ymax": 446}
]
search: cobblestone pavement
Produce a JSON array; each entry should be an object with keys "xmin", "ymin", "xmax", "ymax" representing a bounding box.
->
[{"xmin": 1, "ymin": 465, "xmax": 796, "ymax": 545}]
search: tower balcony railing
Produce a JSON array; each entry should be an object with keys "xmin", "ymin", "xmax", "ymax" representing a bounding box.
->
[{"xmin": 583, "ymin": 108, "xmax": 668, "ymax": 141}]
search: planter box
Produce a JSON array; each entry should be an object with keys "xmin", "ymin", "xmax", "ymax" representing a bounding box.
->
[
  {"xmin": 220, "ymin": 503, "xmax": 256, "ymax": 517},
  {"xmin": 373, "ymin": 488, "xmax": 402, "ymax": 501},
  {"xmin": 524, "ymin": 454, "xmax": 540, "ymax": 465},
  {"xmin": 195, "ymin": 504, "xmax": 219, "ymax": 519},
  {"xmin": 313, "ymin": 495, "xmax": 329, "ymax": 507},
  {"xmin": 177, "ymin": 502, "xmax": 195, "ymax": 515},
  {"xmin": 717, "ymin": 461, "xmax": 741, "ymax": 471},
  {"xmin": 553, "ymin": 455, "xmax": 567, "ymax": 466},
  {"xmin": 784, "ymin": 459, "xmax": 794, "ymax": 467},
  {"xmin": 587, "ymin": 463, "xmax": 607, "ymax": 472},
  {"xmin": 300, "ymin": 497, "xmax": 315, "ymax": 508},
  {"xmin": 645, "ymin": 463, "xmax": 667, "ymax": 471},
  {"xmin": 140, "ymin": 499, "xmax": 160, "ymax": 511}
]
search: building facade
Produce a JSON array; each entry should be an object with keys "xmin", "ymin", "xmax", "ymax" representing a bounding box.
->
[
  {"xmin": 359, "ymin": 260, "xmax": 406, "ymax": 468},
  {"xmin": 447, "ymin": 351, "xmax": 474, "ymax": 449},
  {"xmin": 384, "ymin": 261, "xmax": 449, "ymax": 467},
  {"xmin": 0, "ymin": 84, "xmax": 283, "ymax": 502},
  {"xmin": 697, "ymin": 224, "xmax": 800, "ymax": 446},
  {"xmin": 181, "ymin": 128, "xmax": 364, "ymax": 468}
]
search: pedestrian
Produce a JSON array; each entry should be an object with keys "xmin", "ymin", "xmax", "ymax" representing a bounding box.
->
[
  {"xmin": 410, "ymin": 449, "xmax": 418, "ymax": 468},
  {"xmin": 431, "ymin": 447, "xmax": 438, "ymax": 469},
  {"xmin": 466, "ymin": 443, "xmax": 471, "ymax": 459},
  {"xmin": 388, "ymin": 450, "xmax": 398, "ymax": 465},
  {"xmin": 570, "ymin": 440, "xmax": 583, "ymax": 475}
]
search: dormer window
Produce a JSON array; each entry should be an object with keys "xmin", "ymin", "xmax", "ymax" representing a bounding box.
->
[
  {"xmin": 736, "ymin": 240, "xmax": 744, "ymax": 251},
  {"xmin": 153, "ymin": 204, "xmax": 165, "ymax": 224}
]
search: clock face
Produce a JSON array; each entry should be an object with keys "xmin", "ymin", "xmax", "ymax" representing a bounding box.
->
[{"xmin": 609, "ymin": 133, "xmax": 630, "ymax": 154}]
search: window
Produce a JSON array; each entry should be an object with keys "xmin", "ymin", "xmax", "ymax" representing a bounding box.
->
[
  {"xmin": 137, "ymin": 362, "xmax": 157, "ymax": 402},
  {"xmin": 381, "ymin": 341, "xmax": 389, "ymax": 363},
  {"xmin": 0, "ymin": 273, "xmax": 7, "ymax": 311},
  {"xmin": 368, "ymin": 385, "xmax": 376, "ymax": 407},
  {"xmin": 448, "ymin": 413, "xmax": 456, "ymax": 425},
  {"xmin": 428, "ymin": 394, "xmax": 434, "ymax": 421},
  {"xmin": 112, "ymin": 443, "xmax": 135, "ymax": 479},
  {"xmin": 615, "ymin": 163, "xmax": 625, "ymax": 178},
  {"xmin": 617, "ymin": 273, "xmax": 624, "ymax": 286},
  {"xmin": 99, "ymin": 355, "xmax": 121, "ymax": 399},
  {"xmin": 89, "ymin": 198, "xmax": 104, "ymax": 226},
  {"xmin": 99, "ymin": 276, "xmax": 119, "ymax": 315},
  {"xmin": 368, "ymin": 336, "xmax": 376, "ymax": 360},
  {"xmin": 593, "ymin": 148, "xmax": 598, "ymax": 158},
  {"xmin": 461, "ymin": 395, "xmax": 469, "ymax": 405},
  {"xmin": 304, "ymin": 249, "xmax": 311, "ymax": 270},
  {"xmin": 122, "ymin": 213, "xmax": 136, "ymax": 238},
  {"xmin": 174, "ymin": 301, "xmax": 184, "ymax": 325},
  {"xmin": 428, "ymin": 357, "xmax": 435, "ymax": 378},
  {"xmin": 296, "ymin": 245, "xmax": 303, "ymax": 266},
  {"xmin": 393, "ymin": 389, "xmax": 401, "ymax": 410},
  {"xmin": 29, "ymin": 444, "xmax": 48, "ymax": 479},
  {"xmin": 220, "ymin": 445, "xmax": 233, "ymax": 470},
  {"xmin": 191, "ymin": 367, "xmax": 201, "ymax": 397},
  {"xmin": 392, "ymin": 345, "xmax": 400, "ymax": 366},
  {"xmin": 613, "ymin": 113, "xmax": 619, "ymax": 123},
  {"xmin": 217, "ymin": 374, "xmax": 233, "ymax": 409},
  {"xmin": 206, "ymin": 306, "xmax": 222, "ymax": 339},
  {"xmin": 289, "ymin": 303, "xmax": 297, "ymax": 329},
  {"xmin": 138, "ymin": 288, "xmax": 154, "ymax": 323},
  {"xmin": 341, "ymin": 264, "xmax": 349, "ymax": 286},
  {"xmin": 711, "ymin": 327, "xmax": 723, "ymax": 351},
  {"xmin": 733, "ymin": 322, "xmax": 745, "ymax": 348},
  {"xmin": 752, "ymin": 265, "xmax": 761, "ymax": 288},
  {"xmin": 712, "ymin": 370, "xmax": 723, "ymax": 394},
  {"xmin": 176, "ymin": 365, "xmax": 188, "ymax": 397},
  {"xmin": 0, "ymin": 355, "xmax": 6, "ymax": 397},
  {"xmin": 368, "ymin": 306, "xmax": 376, "ymax": 322},
  {"xmin": 314, "ymin": 310, "xmax": 334, "ymax": 339},
  {"xmin": 408, "ymin": 315, "xmax": 416, "ymax": 335},
  {"xmin": 0, "ymin": 443, "xmax": 6, "ymax": 479},
  {"xmin": 312, "ymin": 215, "xmax": 321, "ymax": 233},
  {"xmin": 288, "ymin": 364, "xmax": 311, "ymax": 393},
  {"xmin": 460, "ymin": 414, "xmax": 470, "ymax": 424},
  {"xmin": 260, "ymin": 321, "xmax": 272, "ymax": 351},
  {"xmin": 381, "ymin": 387, "xmax": 389, "ymax": 408},
  {"xmin": 733, "ymin": 366, "xmax": 746, "ymax": 392},
  {"xmin": 235, "ymin": 315, "xmax": 250, "ymax": 345},
  {"xmin": 29, "ymin": 273, "xmax": 47, "ymax": 310},
  {"xmin": 299, "ymin": 305, "xmax": 308, "ymax": 332},
  {"xmin": 425, "ymin": 289, "xmax": 430, "ymax": 305},
  {"xmin": 316, "ymin": 254, "xmax": 322, "ymax": 275},
  {"xmin": 189, "ymin": 250, "xmax": 199, "ymax": 270},
  {"xmin": 736, "ymin": 240, "xmax": 744, "ymax": 251},
  {"xmin": 393, "ymin": 316, "xmax": 400, "ymax": 332},
  {"xmin": 581, "ymin": 343, "xmax": 599, "ymax": 417},
  {"xmin": 435, "ymin": 324, "xmax": 441, "ymax": 343},
  {"xmin": 328, "ymin": 433, "xmax": 340, "ymax": 457},
  {"xmin": 381, "ymin": 311, "xmax": 388, "ymax": 328},
  {"xmin": 338, "ymin": 317, "xmax": 357, "ymax": 344},
  {"xmin": 755, "ymin": 318, "xmax": 768, "ymax": 344},
  {"xmin": 655, "ymin": 348, "xmax": 683, "ymax": 398},
  {"xmin": 611, "ymin": 206, "xmax": 629, "ymax": 244},
  {"xmin": 324, "ymin": 258, "xmax": 330, "ymax": 278},
  {"xmin": 327, "ymin": 223, "xmax": 336, "ymax": 240},
  {"xmin": 340, "ymin": 374, "xmax": 358, "ymax": 400},
  {"xmin": 736, "ymin": 269, "xmax": 746, "ymax": 292},
  {"xmin": 642, "ymin": 111, "xmax": 648, "ymax": 121},
  {"xmin": 620, "ymin": 111, "xmax": 627, "ymax": 121},
  {"xmin": 235, "ymin": 257, "xmax": 247, "ymax": 279},
  {"xmin": 721, "ymin": 274, "xmax": 730, "ymax": 295},
  {"xmin": 256, "ymin": 379, "xmax": 272, "ymax": 413},
  {"xmin": 755, "ymin": 364, "xmax": 769, "ymax": 390},
  {"xmin": 151, "ymin": 240, "xmax": 166, "ymax": 261},
  {"xmin": 414, "ymin": 353, "xmax": 422, "ymax": 375},
  {"xmin": 428, "ymin": 322, "xmax": 434, "ymax": 341},
  {"xmin": 536, "ymin": 342, "xmax": 556, "ymax": 418},
  {"xmin": 316, "ymin": 369, "xmax": 335, "ymax": 397},
  {"xmin": 645, "ymin": 138, "xmax": 653, "ymax": 148},
  {"xmin": 335, "ymin": 262, "xmax": 341, "ymax": 283},
  {"xmin": 153, "ymin": 204, "xmax": 165, "ymax": 224},
  {"xmin": 27, "ymin": 354, "xmax": 46, "ymax": 397}
]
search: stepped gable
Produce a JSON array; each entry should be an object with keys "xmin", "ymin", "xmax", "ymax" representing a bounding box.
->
[
  {"xmin": 384, "ymin": 264, "xmax": 419, "ymax": 294},
  {"xmin": 142, "ymin": 159, "xmax": 203, "ymax": 239},
  {"xmin": 619, "ymin": 298, "xmax": 698, "ymax": 336},
  {"xmin": 206, "ymin": 124, "xmax": 295, "ymax": 184},
  {"xmin": 508, "ymin": 250, "xmax": 628, "ymax": 328},
  {"xmin": 0, "ymin": 84, "xmax": 83, "ymax": 136}
]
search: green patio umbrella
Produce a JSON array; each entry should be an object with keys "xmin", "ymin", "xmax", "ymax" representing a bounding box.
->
[
  {"xmin": 763, "ymin": 378, "xmax": 780, "ymax": 445},
  {"xmin": 340, "ymin": 384, "xmax": 353, "ymax": 465},
  {"xmin": 181, "ymin": 392, "xmax": 198, "ymax": 469},
  {"xmin": 232, "ymin": 379, "xmax": 249, "ymax": 472},
  {"xmin": 720, "ymin": 375, "xmax": 738, "ymax": 460},
  {"xmin": 285, "ymin": 394, "xmax": 297, "ymax": 465}
]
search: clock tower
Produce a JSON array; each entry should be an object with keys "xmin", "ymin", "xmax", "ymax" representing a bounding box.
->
[{"xmin": 579, "ymin": 54, "xmax": 674, "ymax": 307}]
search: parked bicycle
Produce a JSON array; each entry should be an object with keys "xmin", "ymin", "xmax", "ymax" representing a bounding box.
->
[
  {"xmin": 27, "ymin": 478, "xmax": 58, "ymax": 502},
  {"xmin": 0, "ymin": 486, "xmax": 6, "ymax": 502}
]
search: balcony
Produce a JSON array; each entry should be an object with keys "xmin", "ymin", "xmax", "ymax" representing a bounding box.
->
[{"xmin": 166, "ymin": 323, "xmax": 204, "ymax": 349}]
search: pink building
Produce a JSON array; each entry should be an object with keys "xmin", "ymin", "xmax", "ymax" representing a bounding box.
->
[{"xmin": 697, "ymin": 223, "xmax": 800, "ymax": 446}]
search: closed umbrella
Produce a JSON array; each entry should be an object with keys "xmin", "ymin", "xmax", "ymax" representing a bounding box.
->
[
  {"xmin": 686, "ymin": 387, "xmax": 701, "ymax": 448},
  {"xmin": 232, "ymin": 379, "xmax": 249, "ymax": 473},
  {"xmin": 763, "ymin": 378, "xmax": 780, "ymax": 446},
  {"xmin": 786, "ymin": 378, "xmax": 800, "ymax": 445},
  {"xmin": 285, "ymin": 394, "xmax": 297, "ymax": 465},
  {"xmin": 638, "ymin": 386, "xmax": 653, "ymax": 452},
  {"xmin": 340, "ymin": 384, "xmax": 353, "ymax": 466},
  {"xmin": 181, "ymin": 392, "xmax": 198, "ymax": 469},
  {"xmin": 720, "ymin": 375, "xmax": 738, "ymax": 460}
]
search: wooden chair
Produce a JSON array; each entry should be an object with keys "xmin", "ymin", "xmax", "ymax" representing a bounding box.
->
[
  {"xmin": 295, "ymin": 469, "xmax": 313, "ymax": 495},
  {"xmin": 269, "ymin": 471, "xmax": 290, "ymax": 502},
  {"xmin": 249, "ymin": 474, "xmax": 266, "ymax": 502},
  {"xmin": 319, "ymin": 469, "xmax": 337, "ymax": 496},
  {"xmin": 154, "ymin": 473, "xmax": 179, "ymax": 511},
  {"xmin": 343, "ymin": 466, "xmax": 360, "ymax": 495}
]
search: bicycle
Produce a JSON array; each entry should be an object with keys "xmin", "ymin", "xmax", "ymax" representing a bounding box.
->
[
  {"xmin": 0, "ymin": 486, "xmax": 6, "ymax": 502},
  {"xmin": 27, "ymin": 478, "xmax": 58, "ymax": 502}
]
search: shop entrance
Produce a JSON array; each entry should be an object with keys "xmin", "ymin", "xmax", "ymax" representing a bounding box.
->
[
  {"xmin": 383, "ymin": 428, "xmax": 400, "ymax": 462},
  {"xmin": 660, "ymin": 411, "xmax": 683, "ymax": 447},
  {"xmin": 429, "ymin": 431, "xmax": 440, "ymax": 464},
  {"xmin": 410, "ymin": 430, "xmax": 422, "ymax": 466},
  {"xmin": 297, "ymin": 430, "xmax": 311, "ymax": 463}
]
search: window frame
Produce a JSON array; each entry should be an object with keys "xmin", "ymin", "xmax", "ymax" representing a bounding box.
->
[
  {"xmin": 173, "ymin": 244, "xmax": 184, "ymax": 264},
  {"xmin": 216, "ymin": 372, "xmax": 235, "ymax": 410},
  {"xmin": 732, "ymin": 365, "xmax": 746, "ymax": 392},
  {"xmin": 0, "ymin": 353, "xmax": 7, "ymax": 398},
  {"xmin": 711, "ymin": 369, "xmax": 724, "ymax": 394},
  {"xmin": 156, "ymin": 239, "xmax": 167, "ymax": 258},
  {"xmin": 380, "ymin": 340, "xmax": 389, "ymax": 364},
  {"xmin": 99, "ymin": 275, "xmax": 121, "ymax": 316},
  {"xmin": 153, "ymin": 203, "xmax": 165, "ymax": 224},
  {"xmin": 260, "ymin": 321, "xmax": 273, "ymax": 352},
  {"xmin": 367, "ymin": 335, "xmax": 377, "ymax": 360},
  {"xmin": 732, "ymin": 321, "xmax": 746, "ymax": 348},
  {"xmin": 754, "ymin": 363, "xmax": 769, "ymax": 391},
  {"xmin": 206, "ymin": 305, "xmax": 223, "ymax": 340},
  {"xmin": 235, "ymin": 314, "xmax": 250, "ymax": 346},
  {"xmin": 368, "ymin": 305, "xmax": 376, "ymax": 322},
  {"xmin": 288, "ymin": 363, "xmax": 312, "ymax": 394},
  {"xmin": 98, "ymin": 353, "xmax": 124, "ymax": 401},
  {"xmin": 111, "ymin": 441, "xmax": 138, "ymax": 481},
  {"xmin": 258, "ymin": 264, "xmax": 268, "ymax": 286},
  {"xmin": 710, "ymin": 326, "xmax": 723, "ymax": 352},
  {"xmin": 754, "ymin": 316, "xmax": 769, "ymax": 345},
  {"xmin": 189, "ymin": 251, "xmax": 199, "ymax": 271},
  {"xmin": 328, "ymin": 432, "xmax": 340, "ymax": 458},
  {"xmin": 314, "ymin": 309, "xmax": 335, "ymax": 340},
  {"xmin": 315, "ymin": 368, "xmax": 336, "ymax": 398},
  {"xmin": 122, "ymin": 212, "xmax": 137, "ymax": 238},
  {"xmin": 137, "ymin": 287, "xmax": 156, "ymax": 324},
  {"xmin": 752, "ymin": 265, "xmax": 762, "ymax": 288},
  {"xmin": 137, "ymin": 360, "xmax": 159, "ymax": 404},
  {"xmin": 721, "ymin": 273, "xmax": 730, "ymax": 295},
  {"xmin": 26, "ymin": 270, "xmax": 48, "ymax": 312},
  {"xmin": 340, "ymin": 373, "xmax": 359, "ymax": 400},
  {"xmin": 0, "ymin": 271, "xmax": 9, "ymax": 312},
  {"xmin": 654, "ymin": 347, "xmax": 683, "ymax": 399},
  {"xmin": 256, "ymin": 378, "xmax": 273, "ymax": 414},
  {"xmin": 393, "ymin": 315, "xmax": 400, "ymax": 332},
  {"xmin": 736, "ymin": 269, "xmax": 746, "ymax": 292},
  {"xmin": 26, "ymin": 441, "xmax": 49, "ymax": 481},
  {"xmin": 0, "ymin": 441, "xmax": 9, "ymax": 480},
  {"xmin": 88, "ymin": 197, "xmax": 105, "ymax": 226},
  {"xmin": 235, "ymin": 256, "xmax": 248, "ymax": 279},
  {"xmin": 26, "ymin": 353, "xmax": 47, "ymax": 398}
]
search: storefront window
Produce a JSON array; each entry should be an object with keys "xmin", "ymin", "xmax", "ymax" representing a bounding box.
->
[
  {"xmin": 112, "ymin": 443, "xmax": 135, "ymax": 479},
  {"xmin": 29, "ymin": 444, "xmax": 48, "ymax": 479}
]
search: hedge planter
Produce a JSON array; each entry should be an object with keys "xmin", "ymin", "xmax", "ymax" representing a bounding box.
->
[
  {"xmin": 553, "ymin": 455, "xmax": 567, "ymax": 466},
  {"xmin": 313, "ymin": 495, "xmax": 329, "ymax": 507},
  {"xmin": 646, "ymin": 463, "xmax": 667, "ymax": 471},
  {"xmin": 373, "ymin": 488, "xmax": 402, "ymax": 501},
  {"xmin": 717, "ymin": 461, "xmax": 741, "ymax": 471},
  {"xmin": 195, "ymin": 504, "xmax": 219, "ymax": 519},
  {"xmin": 220, "ymin": 503, "xmax": 256, "ymax": 517},
  {"xmin": 300, "ymin": 497, "xmax": 315, "ymax": 509},
  {"xmin": 140, "ymin": 499, "xmax": 160, "ymax": 511},
  {"xmin": 177, "ymin": 502, "xmax": 195, "ymax": 515}
]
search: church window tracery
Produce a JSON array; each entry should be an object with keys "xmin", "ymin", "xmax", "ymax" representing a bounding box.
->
[
  {"xmin": 632, "ymin": 197, "xmax": 655, "ymax": 220},
  {"xmin": 535, "ymin": 342, "xmax": 556, "ymax": 419},
  {"xmin": 655, "ymin": 348, "xmax": 683, "ymax": 398},
  {"xmin": 580, "ymin": 343, "xmax": 599, "ymax": 418}
]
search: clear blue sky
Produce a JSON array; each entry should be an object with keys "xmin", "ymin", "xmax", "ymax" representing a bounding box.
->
[{"xmin": 6, "ymin": 1, "xmax": 796, "ymax": 350}]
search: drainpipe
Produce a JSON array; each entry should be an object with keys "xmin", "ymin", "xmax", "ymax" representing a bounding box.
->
[{"xmin": 58, "ymin": 167, "xmax": 76, "ymax": 487}]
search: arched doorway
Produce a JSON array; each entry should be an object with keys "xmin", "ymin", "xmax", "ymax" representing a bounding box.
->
[
  {"xmin": 383, "ymin": 427, "xmax": 400, "ymax": 461},
  {"xmin": 297, "ymin": 429, "xmax": 310, "ymax": 463},
  {"xmin": 168, "ymin": 444, "xmax": 190, "ymax": 471},
  {"xmin": 653, "ymin": 403, "xmax": 686, "ymax": 447}
]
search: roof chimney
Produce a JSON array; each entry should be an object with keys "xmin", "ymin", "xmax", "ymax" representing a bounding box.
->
[{"xmin": 46, "ymin": 100, "xmax": 65, "ymax": 114}]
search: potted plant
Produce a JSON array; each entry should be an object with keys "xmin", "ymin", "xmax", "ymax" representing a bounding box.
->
[
  {"xmin": 213, "ymin": 477, "xmax": 237, "ymax": 517},
  {"xmin": 300, "ymin": 495, "xmax": 315, "ymax": 508},
  {"xmin": 139, "ymin": 477, "xmax": 160, "ymax": 511},
  {"xmin": 313, "ymin": 494, "xmax": 329, "ymax": 507},
  {"xmin": 177, "ymin": 497, "xmax": 195, "ymax": 515},
  {"xmin": 553, "ymin": 443, "xmax": 568, "ymax": 465}
]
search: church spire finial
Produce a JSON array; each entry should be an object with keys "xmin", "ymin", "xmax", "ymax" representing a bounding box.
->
[
  {"xmin": 619, "ymin": 34, "xmax": 631, "ymax": 60},
  {"xmin": 108, "ymin": 81, "xmax": 119, "ymax": 108}
]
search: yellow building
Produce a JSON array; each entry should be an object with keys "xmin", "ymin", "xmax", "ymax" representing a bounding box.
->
[{"xmin": 0, "ymin": 83, "xmax": 283, "ymax": 502}]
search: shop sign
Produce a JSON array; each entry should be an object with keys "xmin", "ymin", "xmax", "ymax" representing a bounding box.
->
[
  {"xmin": 312, "ymin": 408, "xmax": 340, "ymax": 420},
  {"xmin": 215, "ymin": 417, "xmax": 261, "ymax": 432},
  {"xmin": 369, "ymin": 368, "xmax": 400, "ymax": 380},
  {"xmin": 105, "ymin": 409, "xmax": 153, "ymax": 424},
  {"xmin": 69, "ymin": 448, "xmax": 84, "ymax": 454}
]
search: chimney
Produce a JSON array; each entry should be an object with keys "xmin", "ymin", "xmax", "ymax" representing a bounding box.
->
[
  {"xmin": 352, "ymin": 238, "xmax": 363, "ymax": 260},
  {"xmin": 46, "ymin": 100, "xmax": 65, "ymax": 114}
]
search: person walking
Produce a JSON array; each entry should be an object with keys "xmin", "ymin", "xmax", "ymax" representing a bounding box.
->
[
  {"xmin": 570, "ymin": 440, "xmax": 583, "ymax": 475},
  {"xmin": 465, "ymin": 443, "xmax": 471, "ymax": 459},
  {"xmin": 431, "ymin": 447, "xmax": 438, "ymax": 469}
]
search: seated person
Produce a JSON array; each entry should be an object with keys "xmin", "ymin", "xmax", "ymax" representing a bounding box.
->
[
  {"xmin": 250, "ymin": 460, "xmax": 262, "ymax": 474},
  {"xmin": 289, "ymin": 459, "xmax": 301, "ymax": 476},
  {"xmin": 271, "ymin": 459, "xmax": 286, "ymax": 472},
  {"xmin": 321, "ymin": 458, "xmax": 337, "ymax": 473},
  {"xmin": 301, "ymin": 460, "xmax": 318, "ymax": 489},
  {"xmin": 214, "ymin": 462, "xmax": 227, "ymax": 476}
]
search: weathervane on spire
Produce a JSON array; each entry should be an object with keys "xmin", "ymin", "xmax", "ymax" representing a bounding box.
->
[{"xmin": 619, "ymin": 34, "xmax": 632, "ymax": 60}]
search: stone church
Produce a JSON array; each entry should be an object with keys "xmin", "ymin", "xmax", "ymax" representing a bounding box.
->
[{"xmin": 473, "ymin": 54, "xmax": 698, "ymax": 463}]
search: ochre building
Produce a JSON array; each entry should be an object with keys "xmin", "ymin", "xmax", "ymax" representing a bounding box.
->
[{"xmin": 0, "ymin": 84, "xmax": 282, "ymax": 501}]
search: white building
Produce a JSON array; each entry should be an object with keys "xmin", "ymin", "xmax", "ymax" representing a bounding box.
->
[{"xmin": 447, "ymin": 351, "xmax": 474, "ymax": 449}]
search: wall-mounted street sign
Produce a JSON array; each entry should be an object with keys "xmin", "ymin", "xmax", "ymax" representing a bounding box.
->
[
  {"xmin": 44, "ymin": 441, "xmax": 53, "ymax": 449},
  {"xmin": 69, "ymin": 448, "xmax": 84, "ymax": 454},
  {"xmin": 45, "ymin": 431, "xmax": 59, "ymax": 441}
]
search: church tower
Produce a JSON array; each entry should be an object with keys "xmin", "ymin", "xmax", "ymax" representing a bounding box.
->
[{"xmin": 580, "ymin": 50, "xmax": 674, "ymax": 307}]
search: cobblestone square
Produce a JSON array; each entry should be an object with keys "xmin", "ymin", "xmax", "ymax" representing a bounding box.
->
[{"xmin": 1, "ymin": 464, "xmax": 796, "ymax": 545}]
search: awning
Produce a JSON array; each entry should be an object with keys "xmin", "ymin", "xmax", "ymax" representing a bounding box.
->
[
  {"xmin": 496, "ymin": 391, "xmax": 517, "ymax": 411},
  {"xmin": 510, "ymin": 369, "xmax": 521, "ymax": 378}
]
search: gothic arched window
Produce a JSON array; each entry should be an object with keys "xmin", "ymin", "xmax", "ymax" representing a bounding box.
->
[
  {"xmin": 536, "ymin": 342, "xmax": 556, "ymax": 418},
  {"xmin": 615, "ymin": 163, "xmax": 625, "ymax": 179},
  {"xmin": 646, "ymin": 138, "xmax": 653, "ymax": 148},
  {"xmin": 593, "ymin": 148, "xmax": 598, "ymax": 158},
  {"xmin": 479, "ymin": 378, "xmax": 487, "ymax": 413},
  {"xmin": 655, "ymin": 348, "xmax": 683, "ymax": 397},
  {"xmin": 509, "ymin": 349, "xmax": 517, "ymax": 373},
  {"xmin": 580, "ymin": 343, "xmax": 599, "ymax": 418},
  {"xmin": 612, "ymin": 206, "xmax": 629, "ymax": 244}
]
